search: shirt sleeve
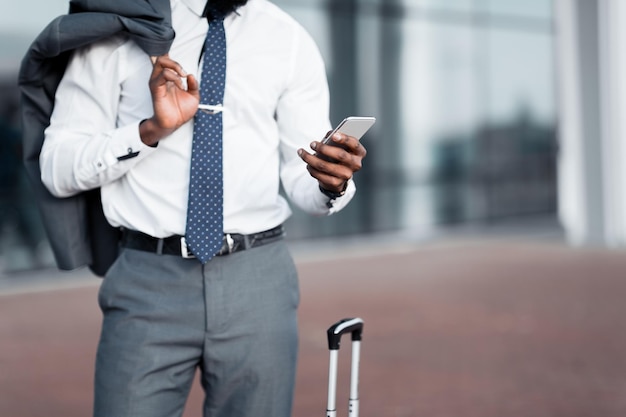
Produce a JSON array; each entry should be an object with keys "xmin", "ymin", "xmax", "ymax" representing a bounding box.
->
[
  {"xmin": 40, "ymin": 37, "xmax": 157, "ymax": 198},
  {"xmin": 276, "ymin": 26, "xmax": 356, "ymax": 216}
]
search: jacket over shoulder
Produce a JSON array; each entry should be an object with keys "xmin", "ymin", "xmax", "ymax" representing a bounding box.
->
[{"xmin": 18, "ymin": 0, "xmax": 174, "ymax": 276}]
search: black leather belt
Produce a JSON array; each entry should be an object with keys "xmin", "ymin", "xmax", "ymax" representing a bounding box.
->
[{"xmin": 120, "ymin": 225, "xmax": 284, "ymax": 259}]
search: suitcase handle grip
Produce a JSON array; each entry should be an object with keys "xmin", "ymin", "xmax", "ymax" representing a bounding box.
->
[{"xmin": 327, "ymin": 317, "xmax": 364, "ymax": 350}]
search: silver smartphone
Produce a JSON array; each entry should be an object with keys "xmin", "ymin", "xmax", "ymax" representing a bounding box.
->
[{"xmin": 322, "ymin": 116, "xmax": 376, "ymax": 144}]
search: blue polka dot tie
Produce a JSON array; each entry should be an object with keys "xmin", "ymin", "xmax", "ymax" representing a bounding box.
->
[{"xmin": 185, "ymin": 18, "xmax": 226, "ymax": 264}]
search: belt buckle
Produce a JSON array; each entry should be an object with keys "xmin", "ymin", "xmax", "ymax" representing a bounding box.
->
[
  {"xmin": 180, "ymin": 237, "xmax": 195, "ymax": 259},
  {"xmin": 225, "ymin": 234, "xmax": 235, "ymax": 254}
]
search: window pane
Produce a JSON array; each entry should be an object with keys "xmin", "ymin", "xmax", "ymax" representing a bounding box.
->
[
  {"xmin": 413, "ymin": 0, "xmax": 476, "ymax": 13},
  {"xmin": 484, "ymin": 28, "xmax": 555, "ymax": 125},
  {"xmin": 484, "ymin": 0, "xmax": 553, "ymax": 19}
]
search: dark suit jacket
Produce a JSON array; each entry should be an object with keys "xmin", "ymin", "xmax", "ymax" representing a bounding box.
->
[{"xmin": 18, "ymin": 0, "xmax": 174, "ymax": 276}]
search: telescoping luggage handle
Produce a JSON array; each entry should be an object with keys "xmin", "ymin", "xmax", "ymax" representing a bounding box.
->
[{"xmin": 326, "ymin": 318, "xmax": 364, "ymax": 417}]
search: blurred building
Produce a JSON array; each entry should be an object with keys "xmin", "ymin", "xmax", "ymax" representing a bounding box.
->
[
  {"xmin": 555, "ymin": 0, "xmax": 626, "ymax": 248},
  {"xmin": 0, "ymin": 0, "xmax": 560, "ymax": 272},
  {"xmin": 254, "ymin": 0, "xmax": 559, "ymax": 240}
]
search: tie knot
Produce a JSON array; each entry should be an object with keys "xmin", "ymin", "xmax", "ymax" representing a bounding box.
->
[
  {"xmin": 208, "ymin": 15, "xmax": 225, "ymax": 23},
  {"xmin": 204, "ymin": 5, "xmax": 227, "ymax": 23}
]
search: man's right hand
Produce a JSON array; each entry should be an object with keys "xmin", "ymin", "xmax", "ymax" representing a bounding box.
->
[{"xmin": 140, "ymin": 55, "xmax": 200, "ymax": 146}]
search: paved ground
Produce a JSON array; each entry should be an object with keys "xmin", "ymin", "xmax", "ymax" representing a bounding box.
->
[{"xmin": 2, "ymin": 233, "xmax": 626, "ymax": 417}]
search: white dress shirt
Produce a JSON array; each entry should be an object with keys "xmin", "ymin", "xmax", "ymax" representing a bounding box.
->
[{"xmin": 40, "ymin": 0, "xmax": 356, "ymax": 238}]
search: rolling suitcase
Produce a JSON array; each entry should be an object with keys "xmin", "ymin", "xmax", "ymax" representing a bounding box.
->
[{"xmin": 325, "ymin": 318, "xmax": 364, "ymax": 417}]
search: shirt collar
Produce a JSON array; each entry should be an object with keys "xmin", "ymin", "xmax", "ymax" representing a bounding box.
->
[{"xmin": 180, "ymin": 0, "xmax": 250, "ymax": 19}]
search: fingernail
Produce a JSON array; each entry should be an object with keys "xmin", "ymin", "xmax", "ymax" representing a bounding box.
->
[
  {"xmin": 310, "ymin": 142, "xmax": 317, "ymax": 150},
  {"xmin": 297, "ymin": 149, "xmax": 304, "ymax": 157}
]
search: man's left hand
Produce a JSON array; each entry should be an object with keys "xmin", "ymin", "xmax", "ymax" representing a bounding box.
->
[{"xmin": 298, "ymin": 132, "xmax": 367, "ymax": 194}]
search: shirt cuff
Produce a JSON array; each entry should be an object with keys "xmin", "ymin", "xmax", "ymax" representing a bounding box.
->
[
  {"xmin": 106, "ymin": 121, "xmax": 157, "ymax": 162},
  {"xmin": 320, "ymin": 179, "xmax": 356, "ymax": 214},
  {"xmin": 89, "ymin": 122, "xmax": 156, "ymax": 177}
]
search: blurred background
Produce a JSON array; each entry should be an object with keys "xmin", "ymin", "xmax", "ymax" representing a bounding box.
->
[
  {"xmin": 3, "ymin": 1, "xmax": 626, "ymax": 416},
  {"xmin": 0, "ymin": 0, "xmax": 564, "ymax": 272}
]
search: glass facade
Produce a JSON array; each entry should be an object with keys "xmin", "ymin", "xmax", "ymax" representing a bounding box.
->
[
  {"xmin": 276, "ymin": 0, "xmax": 557, "ymax": 238},
  {"xmin": 0, "ymin": 0, "xmax": 557, "ymax": 272}
]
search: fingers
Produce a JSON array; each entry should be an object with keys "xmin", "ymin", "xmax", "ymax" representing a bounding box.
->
[
  {"xmin": 147, "ymin": 54, "xmax": 201, "ymax": 134},
  {"xmin": 150, "ymin": 55, "xmax": 190, "ymax": 92},
  {"xmin": 326, "ymin": 132, "xmax": 368, "ymax": 157},
  {"xmin": 308, "ymin": 132, "xmax": 367, "ymax": 171},
  {"xmin": 298, "ymin": 134, "xmax": 368, "ymax": 192},
  {"xmin": 152, "ymin": 55, "xmax": 187, "ymax": 77},
  {"xmin": 306, "ymin": 162, "xmax": 352, "ymax": 192},
  {"xmin": 186, "ymin": 74, "xmax": 199, "ymax": 93}
]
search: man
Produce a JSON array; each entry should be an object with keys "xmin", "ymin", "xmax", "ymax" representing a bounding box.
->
[{"xmin": 39, "ymin": 0, "xmax": 366, "ymax": 416}]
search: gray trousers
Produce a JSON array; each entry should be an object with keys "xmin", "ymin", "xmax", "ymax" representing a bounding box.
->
[{"xmin": 94, "ymin": 240, "xmax": 300, "ymax": 417}]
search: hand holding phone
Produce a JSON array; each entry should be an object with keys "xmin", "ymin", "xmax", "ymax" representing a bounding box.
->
[
  {"xmin": 298, "ymin": 116, "xmax": 371, "ymax": 193},
  {"xmin": 322, "ymin": 116, "xmax": 376, "ymax": 144}
]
